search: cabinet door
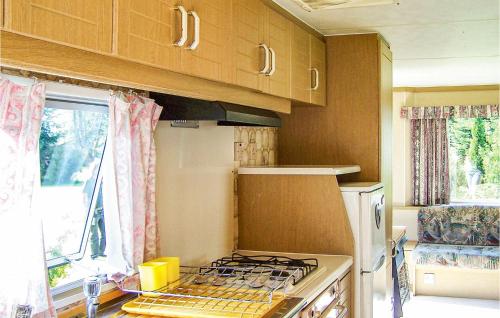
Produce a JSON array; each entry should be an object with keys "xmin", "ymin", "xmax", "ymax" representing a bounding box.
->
[
  {"xmin": 290, "ymin": 24, "xmax": 311, "ymax": 104},
  {"xmin": 116, "ymin": 0, "xmax": 182, "ymax": 72},
  {"xmin": 231, "ymin": 0, "xmax": 267, "ymax": 91},
  {"xmin": 180, "ymin": 0, "xmax": 232, "ymax": 83},
  {"xmin": 266, "ymin": 8, "xmax": 291, "ymax": 99},
  {"xmin": 6, "ymin": 0, "xmax": 112, "ymax": 53},
  {"xmin": 310, "ymin": 35, "xmax": 326, "ymax": 106}
]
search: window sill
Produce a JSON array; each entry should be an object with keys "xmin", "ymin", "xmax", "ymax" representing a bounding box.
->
[{"xmin": 54, "ymin": 282, "xmax": 123, "ymax": 317}]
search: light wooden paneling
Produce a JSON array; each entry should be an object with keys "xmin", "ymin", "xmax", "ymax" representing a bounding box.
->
[
  {"xmin": 181, "ymin": 0, "xmax": 232, "ymax": 83},
  {"xmin": 380, "ymin": 39, "xmax": 393, "ymax": 275},
  {"xmin": 279, "ymin": 34, "xmax": 381, "ymax": 182},
  {"xmin": 116, "ymin": 0, "xmax": 181, "ymax": 72},
  {"xmin": 237, "ymin": 174, "xmax": 354, "ymax": 257},
  {"xmin": 290, "ymin": 23, "xmax": 310, "ymax": 103},
  {"xmin": 0, "ymin": 30, "xmax": 291, "ymax": 113},
  {"xmin": 5, "ymin": 0, "xmax": 112, "ymax": 53},
  {"xmin": 265, "ymin": 7, "xmax": 291, "ymax": 99},
  {"xmin": 231, "ymin": 0, "xmax": 266, "ymax": 91},
  {"xmin": 310, "ymin": 34, "xmax": 326, "ymax": 106}
]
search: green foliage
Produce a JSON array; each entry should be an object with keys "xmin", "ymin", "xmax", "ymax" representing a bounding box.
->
[
  {"xmin": 448, "ymin": 117, "xmax": 499, "ymax": 201},
  {"xmin": 468, "ymin": 118, "xmax": 488, "ymax": 174},
  {"xmin": 39, "ymin": 108, "xmax": 62, "ymax": 184},
  {"xmin": 448, "ymin": 117, "xmax": 472, "ymax": 160},
  {"xmin": 39, "ymin": 107, "xmax": 107, "ymax": 186},
  {"xmin": 48, "ymin": 264, "xmax": 71, "ymax": 288}
]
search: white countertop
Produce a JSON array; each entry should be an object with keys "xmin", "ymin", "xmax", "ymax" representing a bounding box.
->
[
  {"xmin": 237, "ymin": 165, "xmax": 361, "ymax": 176},
  {"xmin": 237, "ymin": 250, "xmax": 353, "ymax": 303},
  {"xmin": 339, "ymin": 181, "xmax": 383, "ymax": 192}
]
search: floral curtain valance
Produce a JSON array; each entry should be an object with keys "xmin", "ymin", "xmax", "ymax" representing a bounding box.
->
[{"xmin": 401, "ymin": 104, "xmax": 499, "ymax": 119}]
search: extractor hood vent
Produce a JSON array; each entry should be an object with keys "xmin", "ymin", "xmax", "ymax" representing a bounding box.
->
[
  {"xmin": 150, "ymin": 93, "xmax": 281, "ymax": 127},
  {"xmin": 290, "ymin": 0, "xmax": 396, "ymax": 11}
]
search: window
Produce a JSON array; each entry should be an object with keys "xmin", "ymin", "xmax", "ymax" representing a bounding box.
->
[
  {"xmin": 448, "ymin": 117, "xmax": 500, "ymax": 203},
  {"xmin": 36, "ymin": 97, "xmax": 110, "ymax": 292}
]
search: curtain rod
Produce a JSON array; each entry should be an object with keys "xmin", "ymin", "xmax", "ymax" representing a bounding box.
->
[{"xmin": 0, "ymin": 67, "xmax": 148, "ymax": 97}]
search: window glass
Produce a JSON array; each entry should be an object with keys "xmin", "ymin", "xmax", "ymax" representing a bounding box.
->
[
  {"xmin": 448, "ymin": 117, "xmax": 500, "ymax": 203},
  {"xmin": 37, "ymin": 99, "xmax": 109, "ymax": 289}
]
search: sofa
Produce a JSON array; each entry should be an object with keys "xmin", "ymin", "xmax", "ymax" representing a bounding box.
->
[{"xmin": 411, "ymin": 205, "xmax": 499, "ymax": 299}]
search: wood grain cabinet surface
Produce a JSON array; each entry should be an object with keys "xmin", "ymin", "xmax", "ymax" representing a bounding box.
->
[
  {"xmin": 231, "ymin": 0, "xmax": 267, "ymax": 92},
  {"xmin": 231, "ymin": 0, "xmax": 291, "ymax": 99},
  {"xmin": 310, "ymin": 35, "xmax": 326, "ymax": 106},
  {"xmin": 4, "ymin": 0, "xmax": 113, "ymax": 53},
  {"xmin": 3, "ymin": 0, "xmax": 322, "ymax": 106},
  {"xmin": 179, "ymin": 0, "xmax": 232, "ymax": 83},
  {"xmin": 116, "ymin": 0, "xmax": 183, "ymax": 72},
  {"xmin": 290, "ymin": 24, "xmax": 326, "ymax": 106}
]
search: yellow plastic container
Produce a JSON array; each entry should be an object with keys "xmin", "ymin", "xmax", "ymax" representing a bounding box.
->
[
  {"xmin": 137, "ymin": 261, "xmax": 168, "ymax": 292},
  {"xmin": 152, "ymin": 257, "xmax": 180, "ymax": 283}
]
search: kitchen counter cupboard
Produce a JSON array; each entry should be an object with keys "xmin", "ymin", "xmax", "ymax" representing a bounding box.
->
[{"xmin": 1, "ymin": 0, "xmax": 326, "ymax": 109}]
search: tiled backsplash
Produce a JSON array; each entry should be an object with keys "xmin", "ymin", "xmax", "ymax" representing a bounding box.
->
[
  {"xmin": 233, "ymin": 127, "xmax": 278, "ymax": 249},
  {"xmin": 234, "ymin": 127, "xmax": 278, "ymax": 167}
]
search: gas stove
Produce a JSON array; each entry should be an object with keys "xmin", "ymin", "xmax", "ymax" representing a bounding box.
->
[{"xmin": 210, "ymin": 252, "xmax": 319, "ymax": 288}]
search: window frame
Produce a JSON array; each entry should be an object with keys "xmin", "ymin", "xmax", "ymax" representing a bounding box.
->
[{"xmin": 43, "ymin": 97, "xmax": 108, "ymax": 271}]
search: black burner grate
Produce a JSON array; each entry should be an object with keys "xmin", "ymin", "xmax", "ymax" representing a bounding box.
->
[{"xmin": 210, "ymin": 253, "xmax": 319, "ymax": 287}]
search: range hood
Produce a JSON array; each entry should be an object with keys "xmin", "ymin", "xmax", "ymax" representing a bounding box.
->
[{"xmin": 151, "ymin": 93, "xmax": 281, "ymax": 127}]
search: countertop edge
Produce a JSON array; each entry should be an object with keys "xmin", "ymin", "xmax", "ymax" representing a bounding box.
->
[{"xmin": 237, "ymin": 165, "xmax": 361, "ymax": 176}]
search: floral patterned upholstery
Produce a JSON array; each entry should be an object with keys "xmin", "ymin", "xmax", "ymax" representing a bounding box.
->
[
  {"xmin": 413, "ymin": 243, "xmax": 499, "ymax": 270},
  {"xmin": 414, "ymin": 205, "xmax": 500, "ymax": 269},
  {"xmin": 418, "ymin": 205, "xmax": 499, "ymax": 246}
]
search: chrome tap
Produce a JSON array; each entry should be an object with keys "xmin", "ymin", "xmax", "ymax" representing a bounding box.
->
[{"xmin": 83, "ymin": 275, "xmax": 107, "ymax": 318}]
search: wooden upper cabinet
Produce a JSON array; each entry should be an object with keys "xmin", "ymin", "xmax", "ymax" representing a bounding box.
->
[
  {"xmin": 179, "ymin": 0, "xmax": 232, "ymax": 83},
  {"xmin": 231, "ymin": 0, "xmax": 291, "ymax": 98},
  {"xmin": 116, "ymin": 0, "xmax": 182, "ymax": 72},
  {"xmin": 5, "ymin": 0, "xmax": 113, "ymax": 53},
  {"xmin": 265, "ymin": 8, "xmax": 291, "ymax": 99},
  {"xmin": 290, "ymin": 24, "xmax": 326, "ymax": 106},
  {"xmin": 310, "ymin": 35, "xmax": 326, "ymax": 106},
  {"xmin": 290, "ymin": 24, "xmax": 311, "ymax": 103},
  {"xmin": 231, "ymin": 0, "xmax": 267, "ymax": 92}
]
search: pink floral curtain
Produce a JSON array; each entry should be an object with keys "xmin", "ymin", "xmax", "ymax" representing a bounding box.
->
[
  {"xmin": 0, "ymin": 79, "xmax": 55, "ymax": 317},
  {"xmin": 410, "ymin": 118, "xmax": 450, "ymax": 205},
  {"xmin": 103, "ymin": 93, "xmax": 163, "ymax": 272}
]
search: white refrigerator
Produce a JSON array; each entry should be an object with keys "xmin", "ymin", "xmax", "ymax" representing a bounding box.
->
[{"xmin": 340, "ymin": 182, "xmax": 390, "ymax": 318}]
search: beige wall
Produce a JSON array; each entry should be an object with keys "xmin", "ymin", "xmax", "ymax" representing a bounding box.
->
[
  {"xmin": 392, "ymin": 85, "xmax": 500, "ymax": 240},
  {"xmin": 155, "ymin": 122, "xmax": 235, "ymax": 265}
]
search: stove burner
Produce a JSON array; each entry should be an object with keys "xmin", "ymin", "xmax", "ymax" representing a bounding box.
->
[{"xmin": 210, "ymin": 253, "xmax": 318, "ymax": 289}]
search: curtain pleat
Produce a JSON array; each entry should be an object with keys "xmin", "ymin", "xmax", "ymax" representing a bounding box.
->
[
  {"xmin": 103, "ymin": 93, "xmax": 162, "ymax": 273},
  {"xmin": 0, "ymin": 79, "xmax": 55, "ymax": 318},
  {"xmin": 411, "ymin": 118, "xmax": 450, "ymax": 206}
]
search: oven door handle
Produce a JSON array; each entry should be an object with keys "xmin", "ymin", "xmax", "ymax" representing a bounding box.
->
[{"xmin": 319, "ymin": 302, "xmax": 346, "ymax": 318}]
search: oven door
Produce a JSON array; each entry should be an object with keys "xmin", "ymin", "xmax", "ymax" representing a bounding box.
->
[{"xmin": 299, "ymin": 280, "xmax": 348, "ymax": 318}]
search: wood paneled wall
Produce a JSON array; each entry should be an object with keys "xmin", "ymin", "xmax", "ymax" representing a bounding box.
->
[
  {"xmin": 278, "ymin": 34, "xmax": 382, "ymax": 182},
  {"xmin": 238, "ymin": 174, "xmax": 354, "ymax": 257}
]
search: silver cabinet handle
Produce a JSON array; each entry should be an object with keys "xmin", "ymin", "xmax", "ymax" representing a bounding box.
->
[
  {"xmin": 175, "ymin": 6, "xmax": 188, "ymax": 47},
  {"xmin": 259, "ymin": 43, "xmax": 270, "ymax": 74},
  {"xmin": 311, "ymin": 67, "xmax": 319, "ymax": 90},
  {"xmin": 267, "ymin": 47, "xmax": 276, "ymax": 76},
  {"xmin": 188, "ymin": 11, "xmax": 200, "ymax": 50}
]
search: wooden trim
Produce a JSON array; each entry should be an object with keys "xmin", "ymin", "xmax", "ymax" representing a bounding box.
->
[
  {"xmin": 0, "ymin": 30, "xmax": 291, "ymax": 113},
  {"xmin": 261, "ymin": 0, "xmax": 324, "ymax": 41},
  {"xmin": 394, "ymin": 85, "xmax": 500, "ymax": 93},
  {"xmin": 57, "ymin": 289, "xmax": 125, "ymax": 318}
]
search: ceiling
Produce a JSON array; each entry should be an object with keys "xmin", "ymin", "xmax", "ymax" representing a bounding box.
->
[{"xmin": 273, "ymin": 0, "xmax": 500, "ymax": 87}]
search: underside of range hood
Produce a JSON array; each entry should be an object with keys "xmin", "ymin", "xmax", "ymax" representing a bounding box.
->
[
  {"xmin": 150, "ymin": 93, "xmax": 281, "ymax": 128},
  {"xmin": 290, "ymin": 0, "xmax": 396, "ymax": 11}
]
